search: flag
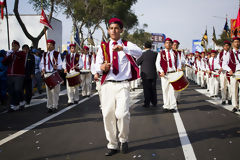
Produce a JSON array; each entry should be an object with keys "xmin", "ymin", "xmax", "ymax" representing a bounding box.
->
[
  {"xmin": 212, "ymin": 26, "xmax": 217, "ymax": 43},
  {"xmin": 201, "ymin": 38, "xmax": 205, "ymax": 48},
  {"xmin": 234, "ymin": 8, "xmax": 240, "ymax": 30},
  {"xmin": 0, "ymin": 0, "xmax": 6, "ymax": 20},
  {"xmin": 202, "ymin": 29, "xmax": 208, "ymax": 44},
  {"xmin": 40, "ymin": 9, "xmax": 53, "ymax": 30},
  {"xmin": 224, "ymin": 18, "xmax": 230, "ymax": 32},
  {"xmin": 74, "ymin": 27, "xmax": 81, "ymax": 48}
]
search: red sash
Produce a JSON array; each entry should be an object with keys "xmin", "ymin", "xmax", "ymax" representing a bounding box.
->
[
  {"xmin": 66, "ymin": 53, "xmax": 80, "ymax": 73},
  {"xmin": 100, "ymin": 40, "xmax": 140, "ymax": 85},
  {"xmin": 159, "ymin": 50, "xmax": 177, "ymax": 75}
]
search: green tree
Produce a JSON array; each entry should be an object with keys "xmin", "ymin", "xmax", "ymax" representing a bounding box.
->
[{"xmin": 215, "ymin": 30, "xmax": 231, "ymax": 46}]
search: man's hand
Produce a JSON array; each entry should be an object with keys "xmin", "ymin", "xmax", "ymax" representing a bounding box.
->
[
  {"xmin": 160, "ymin": 72, "xmax": 165, "ymax": 77},
  {"xmin": 53, "ymin": 64, "xmax": 58, "ymax": 70},
  {"xmin": 112, "ymin": 45, "xmax": 123, "ymax": 52},
  {"xmin": 177, "ymin": 69, "xmax": 182, "ymax": 72},
  {"xmin": 229, "ymin": 70, "xmax": 233, "ymax": 76},
  {"xmin": 100, "ymin": 63, "xmax": 111, "ymax": 72},
  {"xmin": 64, "ymin": 69, "xmax": 67, "ymax": 73},
  {"xmin": 94, "ymin": 73, "xmax": 100, "ymax": 81},
  {"xmin": 42, "ymin": 69, "xmax": 45, "ymax": 75},
  {"xmin": 219, "ymin": 68, "xmax": 223, "ymax": 74}
]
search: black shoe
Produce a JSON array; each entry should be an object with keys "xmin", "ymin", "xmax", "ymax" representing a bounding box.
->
[
  {"xmin": 232, "ymin": 107, "xmax": 238, "ymax": 113},
  {"xmin": 74, "ymin": 101, "xmax": 78, "ymax": 104},
  {"xmin": 152, "ymin": 103, "xmax": 157, "ymax": 107},
  {"xmin": 47, "ymin": 108, "xmax": 53, "ymax": 113},
  {"xmin": 169, "ymin": 109, "xmax": 176, "ymax": 113},
  {"xmin": 228, "ymin": 100, "xmax": 232, "ymax": 105},
  {"xmin": 222, "ymin": 101, "xmax": 226, "ymax": 105},
  {"xmin": 163, "ymin": 108, "xmax": 169, "ymax": 112},
  {"xmin": 105, "ymin": 149, "xmax": 118, "ymax": 156},
  {"xmin": 68, "ymin": 103, "xmax": 74, "ymax": 106},
  {"xmin": 52, "ymin": 108, "xmax": 58, "ymax": 112},
  {"xmin": 142, "ymin": 104, "xmax": 150, "ymax": 108},
  {"xmin": 120, "ymin": 142, "xmax": 128, "ymax": 154}
]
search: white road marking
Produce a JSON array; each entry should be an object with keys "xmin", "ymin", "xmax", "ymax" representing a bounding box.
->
[
  {"xmin": 195, "ymin": 89, "xmax": 240, "ymax": 115},
  {"xmin": 173, "ymin": 109, "xmax": 197, "ymax": 160},
  {"xmin": 0, "ymin": 88, "xmax": 142, "ymax": 146},
  {"xmin": 0, "ymin": 93, "xmax": 98, "ymax": 146}
]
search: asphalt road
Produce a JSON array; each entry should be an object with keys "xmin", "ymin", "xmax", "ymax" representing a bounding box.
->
[{"xmin": 0, "ymin": 79, "xmax": 239, "ymax": 160}]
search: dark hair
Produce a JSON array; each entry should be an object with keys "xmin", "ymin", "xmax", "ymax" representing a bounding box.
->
[
  {"xmin": 22, "ymin": 44, "xmax": 30, "ymax": 50},
  {"xmin": 109, "ymin": 21, "xmax": 123, "ymax": 29},
  {"xmin": 144, "ymin": 41, "xmax": 152, "ymax": 48}
]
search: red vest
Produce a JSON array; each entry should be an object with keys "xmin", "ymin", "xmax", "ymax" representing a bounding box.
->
[
  {"xmin": 65, "ymin": 53, "xmax": 80, "ymax": 73},
  {"xmin": 219, "ymin": 50, "xmax": 224, "ymax": 67},
  {"xmin": 42, "ymin": 51, "xmax": 59, "ymax": 71},
  {"xmin": 159, "ymin": 50, "xmax": 178, "ymax": 74},
  {"xmin": 2, "ymin": 51, "xmax": 27, "ymax": 76},
  {"xmin": 228, "ymin": 50, "xmax": 236, "ymax": 73},
  {"xmin": 100, "ymin": 40, "xmax": 140, "ymax": 85}
]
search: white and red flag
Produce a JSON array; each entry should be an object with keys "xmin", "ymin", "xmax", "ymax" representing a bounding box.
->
[
  {"xmin": 0, "ymin": 0, "xmax": 6, "ymax": 20},
  {"xmin": 40, "ymin": 9, "xmax": 53, "ymax": 30}
]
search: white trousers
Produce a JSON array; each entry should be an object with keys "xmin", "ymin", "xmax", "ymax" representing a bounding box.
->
[
  {"xmin": 230, "ymin": 76, "xmax": 239, "ymax": 108},
  {"xmin": 130, "ymin": 79, "xmax": 139, "ymax": 89},
  {"xmin": 80, "ymin": 73, "xmax": 92, "ymax": 96},
  {"xmin": 96, "ymin": 80, "xmax": 102, "ymax": 108},
  {"xmin": 44, "ymin": 73, "xmax": 60, "ymax": 109},
  {"xmin": 200, "ymin": 71, "xmax": 206, "ymax": 87},
  {"xmin": 206, "ymin": 74, "xmax": 210, "ymax": 91},
  {"xmin": 101, "ymin": 81, "xmax": 130, "ymax": 149},
  {"xmin": 209, "ymin": 76, "xmax": 220, "ymax": 96},
  {"xmin": 220, "ymin": 72, "xmax": 231, "ymax": 101},
  {"xmin": 161, "ymin": 73, "xmax": 177, "ymax": 109},
  {"xmin": 196, "ymin": 71, "xmax": 201, "ymax": 85},
  {"xmin": 66, "ymin": 80, "xmax": 79, "ymax": 103}
]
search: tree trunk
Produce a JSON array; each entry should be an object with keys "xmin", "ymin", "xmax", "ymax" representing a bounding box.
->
[{"xmin": 14, "ymin": 0, "xmax": 54, "ymax": 49}]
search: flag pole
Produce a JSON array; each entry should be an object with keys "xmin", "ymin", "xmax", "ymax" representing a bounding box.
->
[
  {"xmin": 41, "ymin": 0, "xmax": 48, "ymax": 51},
  {"xmin": 5, "ymin": 0, "xmax": 10, "ymax": 50}
]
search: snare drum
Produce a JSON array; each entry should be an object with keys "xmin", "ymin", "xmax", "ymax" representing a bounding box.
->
[
  {"xmin": 80, "ymin": 69, "xmax": 91, "ymax": 74},
  {"xmin": 44, "ymin": 71, "xmax": 63, "ymax": 90},
  {"xmin": 168, "ymin": 71, "xmax": 189, "ymax": 92},
  {"xmin": 66, "ymin": 72, "xmax": 81, "ymax": 87}
]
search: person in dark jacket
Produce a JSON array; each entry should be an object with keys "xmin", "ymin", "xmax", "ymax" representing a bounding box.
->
[
  {"xmin": 137, "ymin": 41, "xmax": 158, "ymax": 108},
  {"xmin": 22, "ymin": 44, "xmax": 35, "ymax": 105},
  {"xmin": 0, "ymin": 50, "xmax": 8, "ymax": 105},
  {"xmin": 2, "ymin": 40, "xmax": 27, "ymax": 111}
]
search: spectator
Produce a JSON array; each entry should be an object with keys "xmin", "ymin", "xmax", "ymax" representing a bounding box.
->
[
  {"xmin": 0, "ymin": 50, "xmax": 8, "ymax": 105},
  {"xmin": 32, "ymin": 49, "xmax": 43, "ymax": 95}
]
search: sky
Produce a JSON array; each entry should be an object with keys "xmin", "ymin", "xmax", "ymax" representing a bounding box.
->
[{"xmin": 4, "ymin": 0, "xmax": 240, "ymax": 50}]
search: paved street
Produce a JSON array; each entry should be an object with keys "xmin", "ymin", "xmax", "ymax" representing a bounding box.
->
[{"xmin": 0, "ymin": 79, "xmax": 240, "ymax": 160}]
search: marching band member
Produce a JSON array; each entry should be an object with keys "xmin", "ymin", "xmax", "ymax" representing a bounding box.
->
[
  {"xmin": 40, "ymin": 39, "xmax": 62, "ymax": 113},
  {"xmin": 2, "ymin": 40, "xmax": 27, "ymax": 111},
  {"xmin": 80, "ymin": 46, "xmax": 92, "ymax": 97},
  {"xmin": 206, "ymin": 52, "xmax": 211, "ymax": 92},
  {"xmin": 207, "ymin": 50, "xmax": 220, "ymax": 98},
  {"xmin": 172, "ymin": 40, "xmax": 184, "ymax": 103},
  {"xmin": 217, "ymin": 41, "xmax": 232, "ymax": 105},
  {"xmin": 185, "ymin": 53, "xmax": 194, "ymax": 81},
  {"xmin": 90, "ymin": 49, "xmax": 102, "ymax": 108},
  {"xmin": 193, "ymin": 55, "xmax": 202, "ymax": 86},
  {"xmin": 156, "ymin": 38, "xmax": 181, "ymax": 113},
  {"xmin": 225, "ymin": 37, "xmax": 240, "ymax": 113},
  {"xmin": 95, "ymin": 18, "xmax": 142, "ymax": 156},
  {"xmin": 200, "ymin": 52, "xmax": 207, "ymax": 88},
  {"xmin": 62, "ymin": 44, "xmax": 83, "ymax": 106}
]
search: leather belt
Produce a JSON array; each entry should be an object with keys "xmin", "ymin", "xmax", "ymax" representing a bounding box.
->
[
  {"xmin": 106, "ymin": 80, "xmax": 128, "ymax": 83},
  {"xmin": 167, "ymin": 71, "xmax": 176, "ymax": 73}
]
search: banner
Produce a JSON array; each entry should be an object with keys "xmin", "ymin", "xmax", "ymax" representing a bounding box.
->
[
  {"xmin": 192, "ymin": 40, "xmax": 203, "ymax": 53},
  {"xmin": 231, "ymin": 19, "xmax": 240, "ymax": 38}
]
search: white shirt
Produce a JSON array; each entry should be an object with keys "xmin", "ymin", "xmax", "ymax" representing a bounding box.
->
[
  {"xmin": 155, "ymin": 49, "xmax": 181, "ymax": 73},
  {"xmin": 90, "ymin": 53, "xmax": 98, "ymax": 75},
  {"xmin": 222, "ymin": 49, "xmax": 240, "ymax": 72},
  {"xmin": 206, "ymin": 57, "xmax": 220, "ymax": 71},
  {"xmin": 39, "ymin": 50, "xmax": 62, "ymax": 72},
  {"xmin": 81, "ymin": 53, "xmax": 91, "ymax": 70},
  {"xmin": 62, "ymin": 52, "xmax": 83, "ymax": 72},
  {"xmin": 200, "ymin": 58, "xmax": 207, "ymax": 71},
  {"xmin": 95, "ymin": 39, "xmax": 142, "ymax": 81}
]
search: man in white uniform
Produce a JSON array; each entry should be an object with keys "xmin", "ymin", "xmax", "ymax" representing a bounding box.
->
[
  {"xmin": 62, "ymin": 44, "xmax": 83, "ymax": 106},
  {"xmin": 95, "ymin": 18, "xmax": 142, "ymax": 156},
  {"xmin": 40, "ymin": 39, "xmax": 62, "ymax": 113},
  {"xmin": 156, "ymin": 38, "xmax": 181, "ymax": 113},
  {"xmin": 80, "ymin": 46, "xmax": 92, "ymax": 97}
]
